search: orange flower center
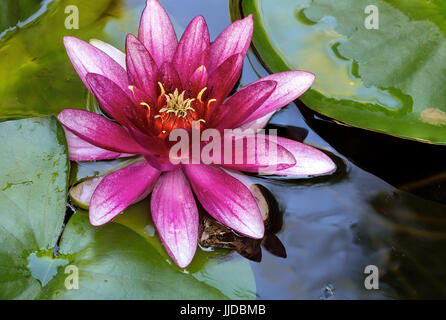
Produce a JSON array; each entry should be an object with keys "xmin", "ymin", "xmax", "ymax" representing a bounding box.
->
[{"xmin": 131, "ymin": 82, "xmax": 216, "ymax": 139}]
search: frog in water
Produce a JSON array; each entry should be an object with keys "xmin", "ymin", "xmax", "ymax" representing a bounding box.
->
[{"xmin": 199, "ymin": 184, "xmax": 286, "ymax": 262}]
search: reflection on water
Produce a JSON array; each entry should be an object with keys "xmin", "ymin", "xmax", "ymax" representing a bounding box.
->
[
  {"xmin": 249, "ymin": 54, "xmax": 446, "ymax": 298},
  {"xmin": 3, "ymin": 0, "xmax": 446, "ymax": 299}
]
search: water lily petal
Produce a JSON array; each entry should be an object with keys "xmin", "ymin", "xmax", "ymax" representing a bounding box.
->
[
  {"xmin": 139, "ymin": 0, "xmax": 178, "ymax": 66},
  {"xmin": 239, "ymin": 111, "xmax": 275, "ymax": 130},
  {"xmin": 184, "ymin": 164, "xmax": 264, "ymax": 239},
  {"xmin": 86, "ymin": 73, "xmax": 133, "ymax": 125},
  {"xmin": 264, "ymin": 136, "xmax": 336, "ymax": 176},
  {"xmin": 216, "ymin": 80, "xmax": 277, "ymax": 129},
  {"xmin": 58, "ymin": 109, "xmax": 149, "ymax": 154},
  {"xmin": 126, "ymin": 34, "xmax": 158, "ymax": 101},
  {"xmin": 89, "ymin": 39, "xmax": 126, "ymax": 69},
  {"xmin": 217, "ymin": 133, "xmax": 296, "ymax": 172},
  {"xmin": 90, "ymin": 161, "xmax": 160, "ymax": 225},
  {"xmin": 209, "ymin": 15, "xmax": 253, "ymax": 72},
  {"xmin": 151, "ymin": 169, "xmax": 198, "ymax": 268},
  {"xmin": 241, "ymin": 71, "xmax": 315, "ymax": 125},
  {"xmin": 64, "ymin": 129, "xmax": 132, "ymax": 161},
  {"xmin": 173, "ymin": 16, "xmax": 210, "ymax": 86},
  {"xmin": 187, "ymin": 65, "xmax": 208, "ymax": 96},
  {"xmin": 207, "ymin": 54, "xmax": 243, "ymax": 108},
  {"xmin": 221, "ymin": 169, "xmax": 269, "ymax": 221},
  {"xmin": 157, "ymin": 62, "xmax": 182, "ymax": 93},
  {"xmin": 63, "ymin": 36, "xmax": 128, "ymax": 92},
  {"xmin": 124, "ymin": 123, "xmax": 169, "ymax": 156}
]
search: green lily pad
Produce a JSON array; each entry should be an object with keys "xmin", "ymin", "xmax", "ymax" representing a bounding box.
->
[
  {"xmin": 37, "ymin": 212, "xmax": 233, "ymax": 299},
  {"xmin": 0, "ymin": 116, "xmax": 69, "ymax": 299},
  {"xmin": 0, "ymin": 0, "xmax": 135, "ymax": 120},
  {"xmin": 0, "ymin": 117, "xmax": 255, "ymax": 299},
  {"xmin": 240, "ymin": 0, "xmax": 446, "ymax": 144},
  {"xmin": 0, "ymin": 0, "xmax": 44, "ymax": 36},
  {"xmin": 48, "ymin": 209, "xmax": 256, "ymax": 299}
]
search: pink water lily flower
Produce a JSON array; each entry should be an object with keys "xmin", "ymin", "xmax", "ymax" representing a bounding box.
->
[{"xmin": 58, "ymin": 0, "xmax": 335, "ymax": 268}]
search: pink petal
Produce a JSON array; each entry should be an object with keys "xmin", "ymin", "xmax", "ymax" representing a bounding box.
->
[
  {"xmin": 64, "ymin": 128, "xmax": 132, "ymax": 161},
  {"xmin": 221, "ymin": 169, "xmax": 269, "ymax": 221},
  {"xmin": 122, "ymin": 86, "xmax": 154, "ymax": 132},
  {"xmin": 127, "ymin": 84, "xmax": 153, "ymax": 107},
  {"xmin": 151, "ymin": 169, "xmax": 198, "ymax": 268},
  {"xmin": 90, "ymin": 161, "xmax": 160, "ymax": 225},
  {"xmin": 187, "ymin": 65, "xmax": 208, "ymax": 96},
  {"xmin": 124, "ymin": 123, "xmax": 169, "ymax": 156},
  {"xmin": 58, "ymin": 109, "xmax": 149, "ymax": 155},
  {"xmin": 207, "ymin": 54, "xmax": 243, "ymax": 109},
  {"xmin": 89, "ymin": 39, "xmax": 126, "ymax": 69},
  {"xmin": 157, "ymin": 62, "xmax": 182, "ymax": 93},
  {"xmin": 217, "ymin": 133, "xmax": 296, "ymax": 172},
  {"xmin": 239, "ymin": 111, "xmax": 275, "ymax": 130},
  {"xmin": 86, "ymin": 73, "xmax": 133, "ymax": 125},
  {"xmin": 241, "ymin": 71, "xmax": 315, "ymax": 125},
  {"xmin": 209, "ymin": 15, "xmax": 253, "ymax": 73},
  {"xmin": 138, "ymin": 0, "xmax": 178, "ymax": 66},
  {"xmin": 63, "ymin": 36, "xmax": 128, "ymax": 93},
  {"xmin": 173, "ymin": 16, "xmax": 210, "ymax": 86},
  {"xmin": 184, "ymin": 164, "xmax": 264, "ymax": 239},
  {"xmin": 216, "ymin": 80, "xmax": 277, "ymax": 130},
  {"xmin": 264, "ymin": 136, "xmax": 336, "ymax": 176},
  {"xmin": 126, "ymin": 34, "xmax": 158, "ymax": 101},
  {"xmin": 144, "ymin": 154, "xmax": 179, "ymax": 172}
]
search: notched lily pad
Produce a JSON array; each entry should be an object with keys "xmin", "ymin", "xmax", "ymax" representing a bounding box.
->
[{"xmin": 239, "ymin": 0, "xmax": 446, "ymax": 144}]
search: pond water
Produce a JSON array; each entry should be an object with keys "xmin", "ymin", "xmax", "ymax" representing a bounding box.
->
[{"xmin": 2, "ymin": 0, "xmax": 446, "ymax": 299}]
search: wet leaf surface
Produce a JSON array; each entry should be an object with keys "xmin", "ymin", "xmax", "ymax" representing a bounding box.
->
[
  {"xmin": 0, "ymin": 116, "xmax": 69, "ymax": 299},
  {"xmin": 242, "ymin": 0, "xmax": 446, "ymax": 144},
  {"xmin": 38, "ymin": 212, "xmax": 252, "ymax": 299}
]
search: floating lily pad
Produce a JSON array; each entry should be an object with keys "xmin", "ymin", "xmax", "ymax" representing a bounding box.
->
[
  {"xmin": 0, "ymin": 0, "xmax": 132, "ymax": 120},
  {"xmin": 0, "ymin": 116, "xmax": 69, "ymax": 299},
  {"xmin": 240, "ymin": 0, "xmax": 446, "ymax": 144},
  {"xmin": 37, "ymin": 212, "xmax": 234, "ymax": 299}
]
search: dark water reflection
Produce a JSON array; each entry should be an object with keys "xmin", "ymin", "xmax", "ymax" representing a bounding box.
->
[
  {"xmin": 224, "ymin": 0, "xmax": 446, "ymax": 299},
  {"xmin": 5, "ymin": 0, "xmax": 446, "ymax": 299}
]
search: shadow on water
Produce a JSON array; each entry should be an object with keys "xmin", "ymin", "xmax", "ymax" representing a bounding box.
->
[{"xmin": 298, "ymin": 102, "xmax": 446, "ymax": 205}]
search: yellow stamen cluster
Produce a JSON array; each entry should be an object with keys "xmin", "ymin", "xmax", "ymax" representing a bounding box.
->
[
  {"xmin": 128, "ymin": 83, "xmax": 216, "ymax": 133},
  {"xmin": 157, "ymin": 83, "xmax": 196, "ymax": 119}
]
